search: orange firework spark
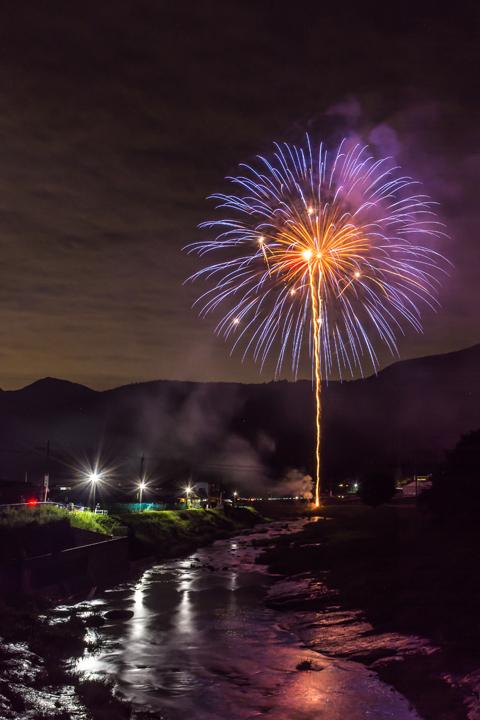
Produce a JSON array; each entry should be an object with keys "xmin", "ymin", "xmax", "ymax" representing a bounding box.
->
[{"xmin": 186, "ymin": 137, "xmax": 448, "ymax": 506}]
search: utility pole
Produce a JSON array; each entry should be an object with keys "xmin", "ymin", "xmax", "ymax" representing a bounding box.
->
[
  {"xmin": 414, "ymin": 451, "xmax": 417, "ymax": 498},
  {"xmin": 44, "ymin": 440, "xmax": 50, "ymax": 503},
  {"xmin": 138, "ymin": 455, "xmax": 145, "ymax": 510}
]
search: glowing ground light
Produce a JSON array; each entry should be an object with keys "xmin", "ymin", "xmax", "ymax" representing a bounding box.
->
[{"xmin": 186, "ymin": 137, "xmax": 448, "ymax": 505}]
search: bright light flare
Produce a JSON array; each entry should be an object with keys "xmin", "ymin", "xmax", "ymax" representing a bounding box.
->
[
  {"xmin": 86, "ymin": 469, "xmax": 104, "ymax": 510},
  {"xmin": 186, "ymin": 136, "xmax": 448, "ymax": 505},
  {"xmin": 138, "ymin": 479, "xmax": 147, "ymax": 511},
  {"xmin": 68, "ymin": 456, "xmax": 117, "ymax": 510}
]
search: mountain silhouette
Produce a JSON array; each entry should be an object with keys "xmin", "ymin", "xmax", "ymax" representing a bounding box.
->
[{"xmin": 2, "ymin": 344, "xmax": 480, "ymax": 491}]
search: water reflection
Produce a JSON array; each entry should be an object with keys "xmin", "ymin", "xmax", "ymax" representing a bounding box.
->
[
  {"xmin": 176, "ymin": 589, "xmax": 194, "ymax": 640},
  {"xmin": 129, "ymin": 581, "xmax": 148, "ymax": 641},
  {"xmin": 76, "ymin": 521, "xmax": 424, "ymax": 719}
]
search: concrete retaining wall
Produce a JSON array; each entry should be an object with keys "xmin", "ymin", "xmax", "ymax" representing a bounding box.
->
[
  {"xmin": 72, "ymin": 526, "xmax": 113, "ymax": 547},
  {"xmin": 0, "ymin": 536, "xmax": 128, "ymax": 601}
]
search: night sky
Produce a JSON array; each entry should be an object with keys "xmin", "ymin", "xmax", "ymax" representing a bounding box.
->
[{"xmin": 1, "ymin": 0, "xmax": 479, "ymax": 390}]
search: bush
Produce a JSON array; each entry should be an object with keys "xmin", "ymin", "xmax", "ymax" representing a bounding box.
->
[
  {"xmin": 358, "ymin": 469, "xmax": 396, "ymax": 508},
  {"xmin": 419, "ymin": 429, "xmax": 480, "ymax": 520}
]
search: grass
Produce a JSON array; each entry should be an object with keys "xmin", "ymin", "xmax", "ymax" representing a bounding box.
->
[
  {"xmin": 296, "ymin": 660, "xmax": 313, "ymax": 671},
  {"xmin": 0, "ymin": 505, "xmax": 122, "ymax": 562},
  {"xmin": 75, "ymin": 677, "xmax": 130, "ymax": 720},
  {"xmin": 119, "ymin": 506, "xmax": 266, "ymax": 560},
  {"xmin": 67, "ymin": 509, "xmax": 121, "ymax": 535},
  {"xmin": 0, "ymin": 504, "xmax": 121, "ymax": 533},
  {"xmin": 0, "ymin": 503, "xmax": 266, "ymax": 563}
]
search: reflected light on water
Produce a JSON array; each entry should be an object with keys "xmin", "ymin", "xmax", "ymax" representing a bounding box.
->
[
  {"xmin": 129, "ymin": 580, "xmax": 149, "ymax": 641},
  {"xmin": 73, "ymin": 520, "xmax": 425, "ymax": 720},
  {"xmin": 176, "ymin": 589, "xmax": 194, "ymax": 639},
  {"xmin": 76, "ymin": 643, "xmax": 104, "ymax": 677}
]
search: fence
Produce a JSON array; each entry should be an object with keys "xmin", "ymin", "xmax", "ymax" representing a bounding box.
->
[{"xmin": 107, "ymin": 502, "xmax": 187, "ymax": 513}]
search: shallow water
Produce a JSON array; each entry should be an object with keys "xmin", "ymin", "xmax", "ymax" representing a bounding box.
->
[{"xmin": 70, "ymin": 519, "xmax": 438, "ymax": 719}]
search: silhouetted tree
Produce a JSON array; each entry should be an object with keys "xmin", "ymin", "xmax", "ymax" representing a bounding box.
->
[
  {"xmin": 419, "ymin": 429, "xmax": 480, "ymax": 520},
  {"xmin": 358, "ymin": 469, "xmax": 396, "ymax": 508}
]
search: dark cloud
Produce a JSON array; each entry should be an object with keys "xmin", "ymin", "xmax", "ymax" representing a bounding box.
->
[{"xmin": 0, "ymin": 0, "xmax": 478, "ymax": 389}]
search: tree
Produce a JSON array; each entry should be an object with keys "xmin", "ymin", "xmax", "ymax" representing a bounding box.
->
[
  {"xmin": 419, "ymin": 429, "xmax": 480, "ymax": 520},
  {"xmin": 358, "ymin": 469, "xmax": 396, "ymax": 508}
]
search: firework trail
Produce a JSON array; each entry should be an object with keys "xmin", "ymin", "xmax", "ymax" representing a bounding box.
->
[{"xmin": 186, "ymin": 137, "xmax": 447, "ymax": 505}]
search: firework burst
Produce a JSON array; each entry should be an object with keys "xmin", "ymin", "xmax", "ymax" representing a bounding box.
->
[{"xmin": 186, "ymin": 137, "xmax": 447, "ymax": 505}]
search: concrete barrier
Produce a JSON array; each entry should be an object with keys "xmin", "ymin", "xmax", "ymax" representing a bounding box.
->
[
  {"xmin": 72, "ymin": 526, "xmax": 113, "ymax": 546},
  {"xmin": 0, "ymin": 536, "xmax": 128, "ymax": 601}
]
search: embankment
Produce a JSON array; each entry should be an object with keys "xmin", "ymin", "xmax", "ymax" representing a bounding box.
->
[
  {"xmin": 0, "ymin": 505, "xmax": 266, "ymax": 601},
  {"xmin": 122, "ymin": 506, "xmax": 267, "ymax": 561}
]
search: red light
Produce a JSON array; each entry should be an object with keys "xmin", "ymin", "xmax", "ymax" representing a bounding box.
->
[{"xmin": 28, "ymin": 499, "xmax": 37, "ymax": 506}]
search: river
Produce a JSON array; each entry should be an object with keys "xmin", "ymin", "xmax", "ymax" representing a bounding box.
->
[{"xmin": 64, "ymin": 518, "xmax": 442, "ymax": 719}]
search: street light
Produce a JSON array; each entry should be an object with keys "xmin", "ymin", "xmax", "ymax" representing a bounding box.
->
[
  {"xmin": 233, "ymin": 491, "xmax": 237, "ymax": 506},
  {"xmin": 139, "ymin": 481, "xmax": 146, "ymax": 510},
  {"xmin": 185, "ymin": 486, "xmax": 191, "ymax": 508},
  {"xmin": 88, "ymin": 472, "xmax": 101, "ymax": 511}
]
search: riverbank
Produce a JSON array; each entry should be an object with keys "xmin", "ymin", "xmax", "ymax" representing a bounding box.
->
[
  {"xmin": 255, "ymin": 504, "xmax": 480, "ymax": 720},
  {"xmin": 0, "ymin": 505, "xmax": 121, "ymax": 563},
  {"xmin": 0, "ymin": 505, "xmax": 266, "ymax": 564},
  {"xmin": 0, "ymin": 505, "xmax": 268, "ymax": 600},
  {"xmin": 121, "ymin": 506, "xmax": 267, "ymax": 561},
  {"xmin": 0, "ymin": 506, "xmax": 268, "ymax": 719}
]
